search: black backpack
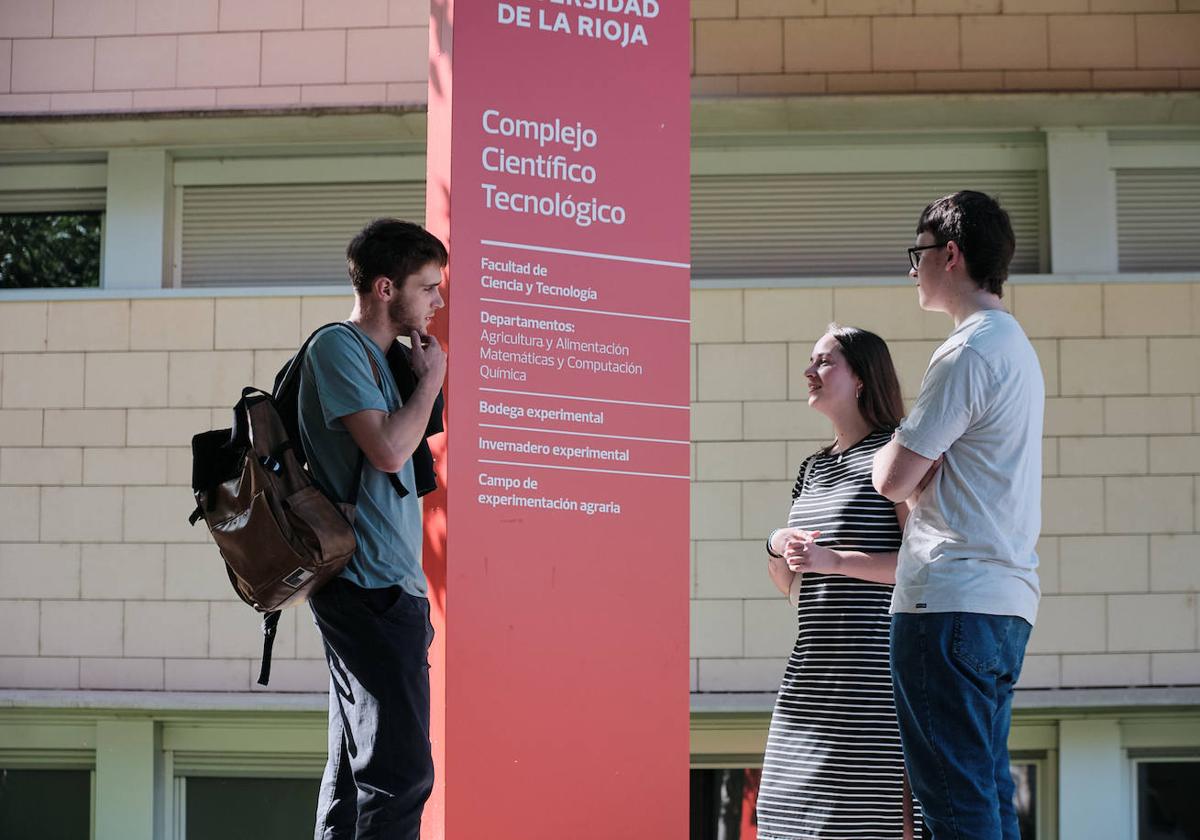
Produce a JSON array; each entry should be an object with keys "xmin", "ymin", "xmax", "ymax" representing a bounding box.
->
[{"xmin": 189, "ymin": 323, "xmax": 442, "ymax": 684}]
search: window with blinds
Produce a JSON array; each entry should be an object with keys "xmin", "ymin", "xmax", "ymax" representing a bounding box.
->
[
  {"xmin": 177, "ymin": 167, "xmax": 1047, "ymax": 287},
  {"xmin": 178, "ymin": 182, "xmax": 426, "ymax": 288},
  {"xmin": 1, "ymin": 187, "xmax": 106, "ymax": 289},
  {"xmin": 1116, "ymin": 168, "xmax": 1200, "ymax": 273},
  {"xmin": 691, "ymin": 171, "xmax": 1046, "ymax": 280}
]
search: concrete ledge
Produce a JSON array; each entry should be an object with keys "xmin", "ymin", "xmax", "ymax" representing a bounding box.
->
[
  {"xmin": 0, "ymin": 690, "xmax": 327, "ymax": 713},
  {"xmin": 1012, "ymin": 686, "xmax": 1200, "ymax": 710},
  {"xmin": 691, "ymin": 692, "xmax": 776, "ymax": 714},
  {"xmin": 692, "ymin": 92, "xmax": 1200, "ymax": 134},
  {"xmin": 2, "ymin": 271, "xmax": 1194, "ymax": 303},
  {"xmin": 0, "ymin": 285, "xmax": 351, "ymax": 301},
  {"xmin": 691, "ymin": 272, "xmax": 1199, "ymax": 289},
  {"xmin": 5, "ymin": 685, "xmax": 1199, "ymax": 716},
  {"xmin": 691, "ymin": 685, "xmax": 1200, "ymax": 715},
  {"xmin": 0, "ymin": 108, "xmax": 428, "ymax": 151}
]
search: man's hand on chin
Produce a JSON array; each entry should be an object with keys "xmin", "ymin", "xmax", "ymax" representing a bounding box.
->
[{"xmin": 409, "ymin": 330, "xmax": 447, "ymax": 384}]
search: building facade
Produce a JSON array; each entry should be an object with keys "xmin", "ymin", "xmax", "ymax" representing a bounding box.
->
[{"xmin": 1, "ymin": 1, "xmax": 1199, "ymax": 837}]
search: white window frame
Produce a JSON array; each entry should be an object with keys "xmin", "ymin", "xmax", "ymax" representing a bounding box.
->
[
  {"xmin": 0, "ymin": 715, "xmax": 98, "ymax": 840},
  {"xmin": 1124, "ymin": 712, "xmax": 1200, "ymax": 840},
  {"xmin": 1129, "ymin": 754, "xmax": 1200, "ymax": 840},
  {"xmin": 688, "ymin": 711, "xmax": 1058, "ymax": 839},
  {"xmin": 1005, "ymin": 718, "xmax": 1059, "ymax": 840},
  {"xmin": 160, "ymin": 716, "xmax": 325, "ymax": 840},
  {"xmin": 171, "ymin": 772, "xmax": 324, "ymax": 840},
  {"xmin": 1009, "ymin": 750, "xmax": 1057, "ymax": 840}
]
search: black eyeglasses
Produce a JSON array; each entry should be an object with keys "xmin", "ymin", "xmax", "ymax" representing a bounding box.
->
[{"xmin": 907, "ymin": 243, "xmax": 947, "ymax": 271}]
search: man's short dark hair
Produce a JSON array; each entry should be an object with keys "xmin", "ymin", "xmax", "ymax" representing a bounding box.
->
[
  {"xmin": 346, "ymin": 218, "xmax": 448, "ymax": 294},
  {"xmin": 916, "ymin": 191, "xmax": 1015, "ymax": 297}
]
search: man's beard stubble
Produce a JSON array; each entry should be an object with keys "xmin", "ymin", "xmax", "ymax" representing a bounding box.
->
[{"xmin": 387, "ymin": 295, "xmax": 423, "ymax": 337}]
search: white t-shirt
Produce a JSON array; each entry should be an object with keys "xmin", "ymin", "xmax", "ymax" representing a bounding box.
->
[{"xmin": 891, "ymin": 309, "xmax": 1044, "ymax": 625}]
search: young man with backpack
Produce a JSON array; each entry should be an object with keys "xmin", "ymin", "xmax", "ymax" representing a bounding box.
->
[
  {"xmin": 301, "ymin": 218, "xmax": 447, "ymax": 840},
  {"xmin": 872, "ymin": 192, "xmax": 1044, "ymax": 840}
]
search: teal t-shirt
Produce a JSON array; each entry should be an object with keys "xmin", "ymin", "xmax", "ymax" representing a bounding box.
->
[{"xmin": 297, "ymin": 323, "xmax": 427, "ymax": 597}]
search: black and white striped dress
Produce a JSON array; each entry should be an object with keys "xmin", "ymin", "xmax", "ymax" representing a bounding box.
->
[{"xmin": 757, "ymin": 430, "xmax": 920, "ymax": 840}]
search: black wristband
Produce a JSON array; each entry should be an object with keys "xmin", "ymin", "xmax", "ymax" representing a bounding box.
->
[{"xmin": 765, "ymin": 529, "xmax": 783, "ymax": 558}]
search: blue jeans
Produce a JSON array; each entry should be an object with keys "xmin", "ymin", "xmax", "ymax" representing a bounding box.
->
[
  {"xmin": 890, "ymin": 612, "xmax": 1032, "ymax": 840},
  {"xmin": 309, "ymin": 578, "xmax": 435, "ymax": 840}
]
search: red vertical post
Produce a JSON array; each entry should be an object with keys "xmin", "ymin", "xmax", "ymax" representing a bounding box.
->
[
  {"xmin": 421, "ymin": 5, "xmax": 454, "ymax": 837},
  {"xmin": 426, "ymin": 3, "xmax": 690, "ymax": 836}
]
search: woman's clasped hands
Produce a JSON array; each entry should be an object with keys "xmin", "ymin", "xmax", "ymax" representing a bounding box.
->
[{"xmin": 783, "ymin": 529, "xmax": 841, "ymax": 575}]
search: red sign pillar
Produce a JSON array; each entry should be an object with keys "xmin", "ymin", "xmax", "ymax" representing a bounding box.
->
[{"xmin": 424, "ymin": 3, "xmax": 690, "ymax": 837}]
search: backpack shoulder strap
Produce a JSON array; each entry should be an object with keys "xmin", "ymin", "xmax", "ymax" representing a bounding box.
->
[
  {"xmin": 291, "ymin": 322, "xmax": 410, "ymax": 503},
  {"xmin": 274, "ymin": 321, "xmax": 354, "ymax": 397},
  {"xmin": 332, "ymin": 325, "xmax": 408, "ymax": 503}
]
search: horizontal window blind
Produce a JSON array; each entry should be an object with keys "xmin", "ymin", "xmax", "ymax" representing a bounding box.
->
[
  {"xmin": 179, "ymin": 182, "xmax": 426, "ymax": 288},
  {"xmin": 691, "ymin": 171, "xmax": 1045, "ymax": 279},
  {"xmin": 172, "ymin": 751, "xmax": 324, "ymax": 778},
  {"xmin": 0, "ymin": 188, "xmax": 105, "ymax": 213},
  {"xmin": 0, "ymin": 749, "xmax": 94, "ymax": 769},
  {"xmin": 1116, "ymin": 168, "xmax": 1200, "ymax": 272}
]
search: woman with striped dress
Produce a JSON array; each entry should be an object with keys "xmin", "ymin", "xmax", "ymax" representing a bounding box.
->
[{"xmin": 758, "ymin": 325, "xmax": 922, "ymax": 840}]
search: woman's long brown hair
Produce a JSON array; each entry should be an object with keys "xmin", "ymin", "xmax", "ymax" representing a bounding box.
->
[{"xmin": 827, "ymin": 323, "xmax": 905, "ymax": 434}]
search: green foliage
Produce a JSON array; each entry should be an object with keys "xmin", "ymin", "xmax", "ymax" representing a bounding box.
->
[{"xmin": 0, "ymin": 213, "xmax": 102, "ymax": 288}]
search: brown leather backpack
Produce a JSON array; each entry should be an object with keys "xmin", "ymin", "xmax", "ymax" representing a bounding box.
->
[{"xmin": 188, "ymin": 324, "xmax": 383, "ymax": 685}]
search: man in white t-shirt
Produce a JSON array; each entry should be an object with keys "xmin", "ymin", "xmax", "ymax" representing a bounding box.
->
[{"xmin": 873, "ymin": 191, "xmax": 1044, "ymax": 840}]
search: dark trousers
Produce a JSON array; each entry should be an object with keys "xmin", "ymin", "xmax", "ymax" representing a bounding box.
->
[
  {"xmin": 890, "ymin": 612, "xmax": 1031, "ymax": 840},
  {"xmin": 309, "ymin": 578, "xmax": 435, "ymax": 840}
]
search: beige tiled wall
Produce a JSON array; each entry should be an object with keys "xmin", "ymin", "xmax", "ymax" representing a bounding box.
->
[
  {"xmin": 0, "ymin": 293, "xmax": 351, "ymax": 692},
  {"xmin": 691, "ymin": 2, "xmax": 1200, "ymax": 96},
  {"xmin": 0, "ymin": 0, "xmax": 428, "ymax": 114},
  {"xmin": 1, "ymin": 285, "xmax": 1198, "ymax": 694},
  {"xmin": 2, "ymin": 1, "xmax": 1198, "ymax": 116},
  {"xmin": 690, "ymin": 281, "xmax": 1200, "ymax": 695}
]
